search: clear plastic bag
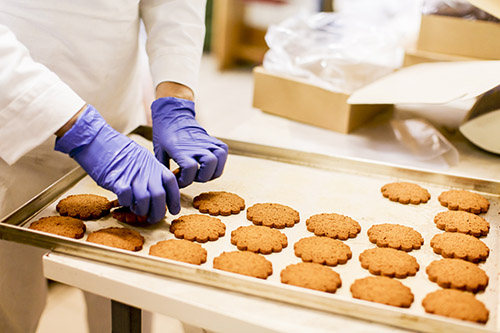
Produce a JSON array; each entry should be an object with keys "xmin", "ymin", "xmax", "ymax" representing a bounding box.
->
[{"xmin": 263, "ymin": 11, "xmax": 405, "ymax": 93}]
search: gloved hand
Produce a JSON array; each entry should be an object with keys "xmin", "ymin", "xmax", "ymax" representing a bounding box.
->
[
  {"xmin": 55, "ymin": 105, "xmax": 180, "ymax": 223},
  {"xmin": 151, "ymin": 97, "xmax": 228, "ymax": 188}
]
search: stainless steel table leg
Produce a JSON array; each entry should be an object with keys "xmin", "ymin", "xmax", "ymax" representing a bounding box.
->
[{"xmin": 111, "ymin": 300, "xmax": 142, "ymax": 333}]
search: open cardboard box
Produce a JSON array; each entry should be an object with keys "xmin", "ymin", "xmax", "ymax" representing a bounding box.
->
[
  {"xmin": 252, "ymin": 61, "xmax": 500, "ymax": 140},
  {"xmin": 416, "ymin": 0, "xmax": 500, "ymax": 60}
]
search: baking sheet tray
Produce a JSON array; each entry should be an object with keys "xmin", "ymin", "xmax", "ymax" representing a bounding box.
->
[{"xmin": 1, "ymin": 126, "xmax": 499, "ymax": 333}]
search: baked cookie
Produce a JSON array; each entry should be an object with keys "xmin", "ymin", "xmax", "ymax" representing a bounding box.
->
[
  {"xmin": 367, "ymin": 224, "xmax": 424, "ymax": 252},
  {"xmin": 112, "ymin": 206, "xmax": 147, "ymax": 225},
  {"xmin": 247, "ymin": 203, "xmax": 299, "ymax": 229},
  {"xmin": 381, "ymin": 182, "xmax": 431, "ymax": 204},
  {"xmin": 294, "ymin": 236, "xmax": 352, "ymax": 266},
  {"xmin": 306, "ymin": 213, "xmax": 361, "ymax": 240},
  {"xmin": 438, "ymin": 190, "xmax": 490, "ymax": 214},
  {"xmin": 56, "ymin": 194, "xmax": 113, "ymax": 220},
  {"xmin": 350, "ymin": 276, "xmax": 414, "ymax": 308},
  {"xmin": 426, "ymin": 258, "xmax": 488, "ymax": 293},
  {"xmin": 280, "ymin": 262, "xmax": 342, "ymax": 293},
  {"xmin": 422, "ymin": 289, "xmax": 489, "ymax": 323},
  {"xmin": 359, "ymin": 248, "xmax": 419, "ymax": 279},
  {"xmin": 29, "ymin": 216, "xmax": 86, "ymax": 239},
  {"xmin": 433, "ymin": 210, "xmax": 489, "ymax": 237},
  {"xmin": 231, "ymin": 225, "xmax": 287, "ymax": 254},
  {"xmin": 193, "ymin": 191, "xmax": 245, "ymax": 216},
  {"xmin": 430, "ymin": 232, "xmax": 489, "ymax": 263},
  {"xmin": 213, "ymin": 251, "xmax": 273, "ymax": 279},
  {"xmin": 87, "ymin": 227, "xmax": 144, "ymax": 251},
  {"xmin": 149, "ymin": 239, "xmax": 207, "ymax": 265},
  {"xmin": 170, "ymin": 214, "xmax": 226, "ymax": 243}
]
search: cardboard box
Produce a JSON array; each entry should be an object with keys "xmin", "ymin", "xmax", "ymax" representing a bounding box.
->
[
  {"xmin": 416, "ymin": 1, "xmax": 500, "ymax": 60},
  {"xmin": 403, "ymin": 48, "xmax": 477, "ymax": 67},
  {"xmin": 252, "ymin": 66, "xmax": 391, "ymax": 133}
]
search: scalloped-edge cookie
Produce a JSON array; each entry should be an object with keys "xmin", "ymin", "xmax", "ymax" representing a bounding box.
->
[
  {"xmin": 367, "ymin": 223, "xmax": 424, "ymax": 252},
  {"xmin": 359, "ymin": 248, "xmax": 419, "ymax": 279},
  {"xmin": 350, "ymin": 276, "xmax": 414, "ymax": 308},
  {"xmin": 294, "ymin": 236, "xmax": 352, "ymax": 266},
  {"xmin": 422, "ymin": 289, "xmax": 489, "ymax": 323},
  {"xmin": 87, "ymin": 227, "xmax": 144, "ymax": 251},
  {"xmin": 306, "ymin": 213, "xmax": 361, "ymax": 240},
  {"xmin": 193, "ymin": 191, "xmax": 245, "ymax": 216},
  {"xmin": 231, "ymin": 225, "xmax": 287, "ymax": 254},
  {"xmin": 430, "ymin": 232, "xmax": 489, "ymax": 263},
  {"xmin": 438, "ymin": 190, "xmax": 489, "ymax": 214},
  {"xmin": 280, "ymin": 262, "xmax": 342, "ymax": 293},
  {"xmin": 112, "ymin": 206, "xmax": 148, "ymax": 225},
  {"xmin": 426, "ymin": 258, "xmax": 488, "ymax": 293},
  {"xmin": 29, "ymin": 216, "xmax": 86, "ymax": 239},
  {"xmin": 433, "ymin": 210, "xmax": 489, "ymax": 237},
  {"xmin": 170, "ymin": 214, "xmax": 226, "ymax": 243},
  {"xmin": 149, "ymin": 239, "xmax": 207, "ymax": 265},
  {"xmin": 247, "ymin": 203, "xmax": 299, "ymax": 229},
  {"xmin": 381, "ymin": 182, "xmax": 430, "ymax": 205},
  {"xmin": 213, "ymin": 251, "xmax": 273, "ymax": 279},
  {"xmin": 56, "ymin": 194, "xmax": 113, "ymax": 220}
]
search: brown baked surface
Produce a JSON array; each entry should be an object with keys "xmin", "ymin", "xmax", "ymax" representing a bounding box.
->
[
  {"xmin": 359, "ymin": 247, "xmax": 419, "ymax": 279},
  {"xmin": 430, "ymin": 232, "xmax": 489, "ymax": 263},
  {"xmin": 231, "ymin": 225, "xmax": 288, "ymax": 254},
  {"xmin": 247, "ymin": 203, "xmax": 300, "ymax": 229},
  {"xmin": 350, "ymin": 276, "xmax": 414, "ymax": 308},
  {"xmin": 433, "ymin": 210, "xmax": 489, "ymax": 237},
  {"xmin": 112, "ymin": 206, "xmax": 148, "ymax": 225},
  {"xmin": 294, "ymin": 236, "xmax": 352, "ymax": 266},
  {"xmin": 56, "ymin": 194, "xmax": 113, "ymax": 220},
  {"xmin": 213, "ymin": 251, "xmax": 273, "ymax": 279},
  {"xmin": 422, "ymin": 289, "xmax": 489, "ymax": 323},
  {"xmin": 438, "ymin": 190, "xmax": 490, "ymax": 214},
  {"xmin": 426, "ymin": 258, "xmax": 488, "ymax": 293},
  {"xmin": 367, "ymin": 223, "xmax": 424, "ymax": 252},
  {"xmin": 149, "ymin": 239, "xmax": 207, "ymax": 265},
  {"xmin": 170, "ymin": 214, "xmax": 226, "ymax": 243},
  {"xmin": 306, "ymin": 213, "xmax": 361, "ymax": 240},
  {"xmin": 381, "ymin": 182, "xmax": 431, "ymax": 205},
  {"xmin": 86, "ymin": 227, "xmax": 144, "ymax": 251},
  {"xmin": 193, "ymin": 191, "xmax": 245, "ymax": 216},
  {"xmin": 280, "ymin": 262, "xmax": 342, "ymax": 293},
  {"xmin": 29, "ymin": 216, "xmax": 86, "ymax": 239}
]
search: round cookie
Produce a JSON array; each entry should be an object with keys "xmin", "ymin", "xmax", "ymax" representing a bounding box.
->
[
  {"xmin": 430, "ymin": 232, "xmax": 489, "ymax": 263},
  {"xmin": 246, "ymin": 203, "xmax": 299, "ymax": 229},
  {"xmin": 350, "ymin": 276, "xmax": 414, "ymax": 308},
  {"xmin": 367, "ymin": 223, "xmax": 424, "ymax": 252},
  {"xmin": 29, "ymin": 216, "xmax": 86, "ymax": 239},
  {"xmin": 426, "ymin": 258, "xmax": 488, "ymax": 293},
  {"xmin": 438, "ymin": 189, "xmax": 490, "ymax": 214},
  {"xmin": 56, "ymin": 194, "xmax": 113, "ymax": 220},
  {"xmin": 359, "ymin": 248, "xmax": 419, "ymax": 279},
  {"xmin": 112, "ymin": 206, "xmax": 147, "ymax": 224},
  {"xmin": 87, "ymin": 227, "xmax": 144, "ymax": 251},
  {"xmin": 193, "ymin": 191, "xmax": 245, "ymax": 216},
  {"xmin": 422, "ymin": 289, "xmax": 489, "ymax": 323},
  {"xmin": 306, "ymin": 213, "xmax": 361, "ymax": 240},
  {"xmin": 170, "ymin": 214, "xmax": 226, "ymax": 243},
  {"xmin": 231, "ymin": 225, "xmax": 288, "ymax": 254},
  {"xmin": 433, "ymin": 210, "xmax": 489, "ymax": 237},
  {"xmin": 294, "ymin": 236, "xmax": 352, "ymax": 266},
  {"xmin": 280, "ymin": 262, "xmax": 342, "ymax": 293},
  {"xmin": 213, "ymin": 251, "xmax": 273, "ymax": 279},
  {"xmin": 381, "ymin": 182, "xmax": 431, "ymax": 205},
  {"xmin": 149, "ymin": 239, "xmax": 207, "ymax": 265}
]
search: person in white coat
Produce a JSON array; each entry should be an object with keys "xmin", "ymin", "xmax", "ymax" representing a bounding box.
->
[{"xmin": 0, "ymin": 1, "xmax": 227, "ymax": 332}]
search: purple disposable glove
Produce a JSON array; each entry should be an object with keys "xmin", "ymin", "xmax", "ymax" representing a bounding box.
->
[
  {"xmin": 55, "ymin": 105, "xmax": 180, "ymax": 224},
  {"xmin": 151, "ymin": 97, "xmax": 228, "ymax": 188}
]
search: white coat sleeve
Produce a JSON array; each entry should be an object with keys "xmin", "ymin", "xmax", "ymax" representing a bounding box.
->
[
  {"xmin": 140, "ymin": 0, "xmax": 206, "ymax": 94},
  {"xmin": 0, "ymin": 24, "xmax": 85, "ymax": 165}
]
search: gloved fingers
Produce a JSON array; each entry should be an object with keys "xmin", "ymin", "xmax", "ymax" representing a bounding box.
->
[
  {"xmin": 210, "ymin": 144, "xmax": 228, "ymax": 179},
  {"xmin": 162, "ymin": 169, "xmax": 181, "ymax": 214},
  {"xmin": 176, "ymin": 158, "xmax": 199, "ymax": 188},
  {"xmin": 146, "ymin": 173, "xmax": 167, "ymax": 224},
  {"xmin": 194, "ymin": 153, "xmax": 218, "ymax": 183},
  {"xmin": 114, "ymin": 181, "xmax": 134, "ymax": 208},
  {"xmin": 153, "ymin": 142, "xmax": 170, "ymax": 166},
  {"xmin": 130, "ymin": 178, "xmax": 150, "ymax": 218}
]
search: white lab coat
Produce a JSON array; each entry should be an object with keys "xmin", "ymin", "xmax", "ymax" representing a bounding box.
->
[{"xmin": 0, "ymin": 1, "xmax": 206, "ymax": 332}]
